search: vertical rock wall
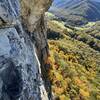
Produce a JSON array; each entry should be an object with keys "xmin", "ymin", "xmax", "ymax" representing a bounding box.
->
[
  {"xmin": 20, "ymin": 0, "xmax": 53, "ymax": 89},
  {"xmin": 20, "ymin": 0, "xmax": 52, "ymax": 66},
  {"xmin": 0, "ymin": 0, "xmax": 52, "ymax": 100}
]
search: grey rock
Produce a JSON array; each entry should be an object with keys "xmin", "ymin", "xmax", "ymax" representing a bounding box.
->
[
  {"xmin": 0, "ymin": 27, "xmax": 48, "ymax": 100},
  {"xmin": 0, "ymin": 0, "xmax": 52, "ymax": 100}
]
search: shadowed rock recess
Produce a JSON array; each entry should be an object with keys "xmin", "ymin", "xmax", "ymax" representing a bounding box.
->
[{"xmin": 0, "ymin": 0, "xmax": 52, "ymax": 100}]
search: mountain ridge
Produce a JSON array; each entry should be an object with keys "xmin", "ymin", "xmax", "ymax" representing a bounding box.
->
[{"xmin": 49, "ymin": 0, "xmax": 100, "ymax": 26}]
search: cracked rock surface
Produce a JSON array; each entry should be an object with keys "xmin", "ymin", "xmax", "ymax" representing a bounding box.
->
[{"xmin": 0, "ymin": 0, "xmax": 52, "ymax": 100}]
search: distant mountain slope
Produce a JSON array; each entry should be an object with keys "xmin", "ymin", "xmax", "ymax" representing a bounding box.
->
[{"xmin": 49, "ymin": 0, "xmax": 100, "ymax": 26}]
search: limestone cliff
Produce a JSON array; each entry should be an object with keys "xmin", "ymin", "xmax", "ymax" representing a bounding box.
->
[
  {"xmin": 0, "ymin": 0, "xmax": 52, "ymax": 100},
  {"xmin": 21, "ymin": 0, "xmax": 52, "ymax": 79}
]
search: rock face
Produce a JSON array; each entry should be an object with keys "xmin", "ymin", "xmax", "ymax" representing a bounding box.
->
[
  {"xmin": 0, "ymin": 0, "xmax": 52, "ymax": 100},
  {"xmin": 21, "ymin": 0, "xmax": 52, "ymax": 79}
]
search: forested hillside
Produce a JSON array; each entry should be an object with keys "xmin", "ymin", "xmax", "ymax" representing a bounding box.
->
[{"xmin": 46, "ymin": 14, "xmax": 100, "ymax": 99}]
